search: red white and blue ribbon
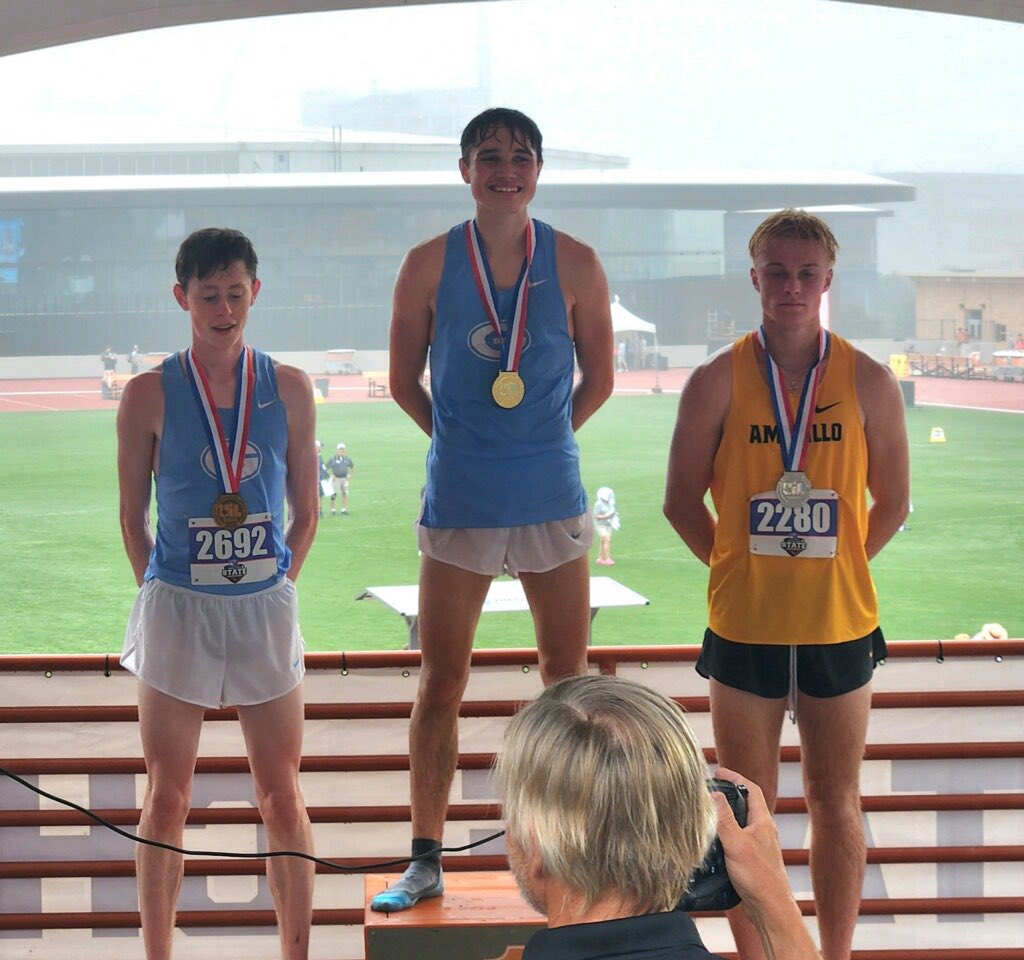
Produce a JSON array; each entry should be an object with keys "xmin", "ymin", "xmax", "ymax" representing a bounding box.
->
[
  {"xmin": 755, "ymin": 325, "xmax": 829, "ymax": 474},
  {"xmin": 184, "ymin": 346, "xmax": 255, "ymax": 495},
  {"xmin": 464, "ymin": 218, "xmax": 535, "ymax": 374}
]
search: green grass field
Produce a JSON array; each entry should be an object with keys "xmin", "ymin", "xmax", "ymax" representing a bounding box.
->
[{"xmin": 1, "ymin": 397, "xmax": 1021, "ymax": 655}]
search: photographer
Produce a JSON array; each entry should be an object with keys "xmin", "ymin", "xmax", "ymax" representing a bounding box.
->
[{"xmin": 498, "ymin": 675, "xmax": 820, "ymax": 959}]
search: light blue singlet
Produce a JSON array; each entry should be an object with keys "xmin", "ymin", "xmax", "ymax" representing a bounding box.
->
[
  {"xmin": 145, "ymin": 349, "xmax": 291, "ymax": 594},
  {"xmin": 421, "ymin": 219, "xmax": 586, "ymax": 529}
]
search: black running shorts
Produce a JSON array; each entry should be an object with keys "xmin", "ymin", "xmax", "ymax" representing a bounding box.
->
[{"xmin": 695, "ymin": 627, "xmax": 888, "ymax": 699}]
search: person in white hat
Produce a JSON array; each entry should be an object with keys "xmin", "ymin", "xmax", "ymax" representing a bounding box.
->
[
  {"xmin": 326, "ymin": 442, "xmax": 355, "ymax": 515},
  {"xmin": 592, "ymin": 486, "xmax": 620, "ymax": 566}
]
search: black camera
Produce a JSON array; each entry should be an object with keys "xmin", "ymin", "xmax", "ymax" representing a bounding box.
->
[{"xmin": 678, "ymin": 777, "xmax": 749, "ymax": 913}]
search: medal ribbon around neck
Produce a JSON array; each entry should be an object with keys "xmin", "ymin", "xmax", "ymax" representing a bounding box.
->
[
  {"xmin": 755, "ymin": 325, "xmax": 829, "ymax": 474},
  {"xmin": 464, "ymin": 218, "xmax": 535, "ymax": 375},
  {"xmin": 185, "ymin": 346, "xmax": 255, "ymax": 496}
]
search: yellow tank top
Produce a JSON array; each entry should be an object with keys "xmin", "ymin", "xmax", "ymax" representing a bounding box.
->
[{"xmin": 708, "ymin": 332, "xmax": 878, "ymax": 645}]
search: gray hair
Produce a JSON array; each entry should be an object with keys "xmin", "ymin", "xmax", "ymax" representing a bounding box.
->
[{"xmin": 498, "ymin": 674, "xmax": 716, "ymax": 915}]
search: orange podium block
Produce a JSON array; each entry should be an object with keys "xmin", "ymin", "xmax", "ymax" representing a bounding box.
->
[{"xmin": 364, "ymin": 871, "xmax": 545, "ymax": 960}]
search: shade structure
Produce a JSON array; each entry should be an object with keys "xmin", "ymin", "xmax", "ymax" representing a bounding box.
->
[{"xmin": 609, "ymin": 295, "xmax": 657, "ymax": 335}]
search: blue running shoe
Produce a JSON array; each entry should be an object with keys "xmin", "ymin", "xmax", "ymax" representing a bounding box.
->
[{"xmin": 369, "ymin": 862, "xmax": 444, "ymax": 913}]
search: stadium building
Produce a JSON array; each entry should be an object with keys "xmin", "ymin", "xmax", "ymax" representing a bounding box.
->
[{"xmin": 0, "ymin": 132, "xmax": 914, "ymax": 358}]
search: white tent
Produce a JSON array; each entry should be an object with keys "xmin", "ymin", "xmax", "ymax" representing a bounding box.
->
[
  {"xmin": 609, "ymin": 294, "xmax": 657, "ymax": 335},
  {"xmin": 609, "ymin": 295, "xmax": 663, "ymax": 389}
]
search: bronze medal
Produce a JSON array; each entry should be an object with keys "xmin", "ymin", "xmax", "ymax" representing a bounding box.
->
[
  {"xmin": 212, "ymin": 492, "xmax": 248, "ymax": 529},
  {"xmin": 492, "ymin": 371, "xmax": 525, "ymax": 409}
]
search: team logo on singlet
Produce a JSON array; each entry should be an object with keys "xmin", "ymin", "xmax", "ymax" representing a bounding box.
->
[
  {"xmin": 467, "ymin": 323, "xmax": 533, "ymax": 361},
  {"xmin": 201, "ymin": 443, "xmax": 262, "ymax": 482},
  {"xmin": 748, "ymin": 423, "xmax": 843, "ymax": 445}
]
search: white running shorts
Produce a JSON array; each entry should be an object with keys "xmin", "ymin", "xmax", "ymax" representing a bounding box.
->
[{"xmin": 120, "ymin": 577, "xmax": 305, "ymax": 709}]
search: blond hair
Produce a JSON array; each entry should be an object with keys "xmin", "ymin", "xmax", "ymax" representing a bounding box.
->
[
  {"xmin": 497, "ymin": 675, "xmax": 716, "ymax": 915},
  {"xmin": 748, "ymin": 208, "xmax": 839, "ymax": 265}
]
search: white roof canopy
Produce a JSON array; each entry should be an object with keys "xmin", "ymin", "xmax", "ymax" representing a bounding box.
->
[{"xmin": 610, "ymin": 295, "xmax": 657, "ymax": 335}]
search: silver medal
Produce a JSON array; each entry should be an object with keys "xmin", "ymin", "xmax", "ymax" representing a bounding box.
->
[{"xmin": 776, "ymin": 471, "xmax": 812, "ymax": 507}]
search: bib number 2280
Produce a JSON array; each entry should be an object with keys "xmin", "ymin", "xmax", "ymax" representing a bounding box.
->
[{"xmin": 748, "ymin": 491, "xmax": 838, "ymax": 559}]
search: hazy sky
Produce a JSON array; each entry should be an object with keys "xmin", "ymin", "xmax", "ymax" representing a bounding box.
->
[{"xmin": 2, "ymin": 0, "xmax": 1022, "ymax": 174}]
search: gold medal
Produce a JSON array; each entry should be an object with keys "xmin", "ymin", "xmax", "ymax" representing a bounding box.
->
[
  {"xmin": 212, "ymin": 492, "xmax": 248, "ymax": 529},
  {"xmin": 492, "ymin": 371, "xmax": 525, "ymax": 409}
]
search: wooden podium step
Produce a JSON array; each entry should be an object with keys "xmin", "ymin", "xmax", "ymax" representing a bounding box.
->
[{"xmin": 363, "ymin": 872, "xmax": 541, "ymax": 960}]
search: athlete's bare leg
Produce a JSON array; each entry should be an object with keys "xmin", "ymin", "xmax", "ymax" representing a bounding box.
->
[
  {"xmin": 519, "ymin": 554, "xmax": 591, "ymax": 684},
  {"xmin": 135, "ymin": 683, "xmax": 206, "ymax": 960},
  {"xmin": 797, "ymin": 683, "xmax": 872, "ymax": 960},
  {"xmin": 410, "ymin": 556, "xmax": 493, "ymax": 836},
  {"xmin": 237, "ymin": 685, "xmax": 314, "ymax": 960},
  {"xmin": 371, "ymin": 555, "xmax": 492, "ymax": 911},
  {"xmin": 708, "ymin": 679, "xmax": 788, "ymax": 960}
]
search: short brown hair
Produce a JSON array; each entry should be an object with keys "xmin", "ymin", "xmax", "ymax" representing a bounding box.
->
[
  {"xmin": 748, "ymin": 208, "xmax": 839, "ymax": 266},
  {"xmin": 175, "ymin": 227, "xmax": 258, "ymax": 289}
]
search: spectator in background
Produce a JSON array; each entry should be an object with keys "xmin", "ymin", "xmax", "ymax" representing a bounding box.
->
[
  {"xmin": 616, "ymin": 339, "xmax": 628, "ymax": 372},
  {"xmin": 326, "ymin": 442, "xmax": 355, "ymax": 515},
  {"xmin": 130, "ymin": 345, "xmax": 142, "ymax": 375},
  {"xmin": 102, "ymin": 346, "xmax": 117, "ymax": 372},
  {"xmin": 1014, "ymin": 332, "xmax": 1024, "ymax": 350},
  {"xmin": 316, "ymin": 440, "xmax": 331, "ymax": 517}
]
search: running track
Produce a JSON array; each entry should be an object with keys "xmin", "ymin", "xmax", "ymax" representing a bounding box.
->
[{"xmin": 1, "ymin": 369, "xmax": 1023, "ymax": 414}]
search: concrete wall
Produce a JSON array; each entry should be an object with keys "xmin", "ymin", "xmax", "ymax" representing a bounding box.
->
[
  {"xmin": 7, "ymin": 341, "xmax": 1006, "ymax": 380},
  {"xmin": 0, "ymin": 350, "xmax": 391, "ymax": 380}
]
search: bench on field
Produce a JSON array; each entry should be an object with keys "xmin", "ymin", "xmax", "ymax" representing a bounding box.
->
[
  {"xmin": 357, "ymin": 576, "xmax": 650, "ymax": 649},
  {"xmin": 366, "ymin": 372, "xmax": 389, "ymax": 398}
]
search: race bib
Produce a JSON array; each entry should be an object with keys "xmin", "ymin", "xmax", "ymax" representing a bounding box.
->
[
  {"xmin": 188, "ymin": 512, "xmax": 277, "ymax": 585},
  {"xmin": 749, "ymin": 490, "xmax": 838, "ymax": 559}
]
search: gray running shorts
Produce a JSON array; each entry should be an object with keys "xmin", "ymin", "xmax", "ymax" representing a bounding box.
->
[{"xmin": 418, "ymin": 513, "xmax": 593, "ymax": 577}]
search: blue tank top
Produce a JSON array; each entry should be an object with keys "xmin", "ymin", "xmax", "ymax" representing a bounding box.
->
[
  {"xmin": 145, "ymin": 348, "xmax": 291, "ymax": 594},
  {"xmin": 421, "ymin": 219, "xmax": 586, "ymax": 528}
]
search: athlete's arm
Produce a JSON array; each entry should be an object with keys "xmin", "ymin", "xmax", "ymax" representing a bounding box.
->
[
  {"xmin": 858, "ymin": 353, "xmax": 910, "ymax": 560},
  {"xmin": 663, "ymin": 352, "xmax": 732, "ymax": 566},
  {"xmin": 278, "ymin": 363, "xmax": 318, "ymax": 581},
  {"xmin": 117, "ymin": 371, "xmax": 162, "ymax": 586},
  {"xmin": 389, "ymin": 238, "xmax": 442, "ymax": 438},
  {"xmin": 557, "ymin": 234, "xmax": 614, "ymax": 431}
]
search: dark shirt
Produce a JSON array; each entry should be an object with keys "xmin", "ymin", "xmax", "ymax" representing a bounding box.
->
[
  {"xmin": 523, "ymin": 910, "xmax": 722, "ymax": 960},
  {"xmin": 327, "ymin": 454, "xmax": 353, "ymax": 478}
]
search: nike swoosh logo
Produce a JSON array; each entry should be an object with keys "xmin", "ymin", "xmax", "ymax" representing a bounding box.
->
[
  {"xmin": 257, "ymin": 397, "xmax": 277, "ymax": 409},
  {"xmin": 528, "ymin": 279, "xmax": 548, "ymax": 288},
  {"xmin": 815, "ymin": 401, "xmax": 841, "ymax": 414}
]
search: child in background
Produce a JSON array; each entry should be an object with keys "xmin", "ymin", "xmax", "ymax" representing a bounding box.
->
[{"xmin": 593, "ymin": 486, "xmax": 620, "ymax": 566}]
